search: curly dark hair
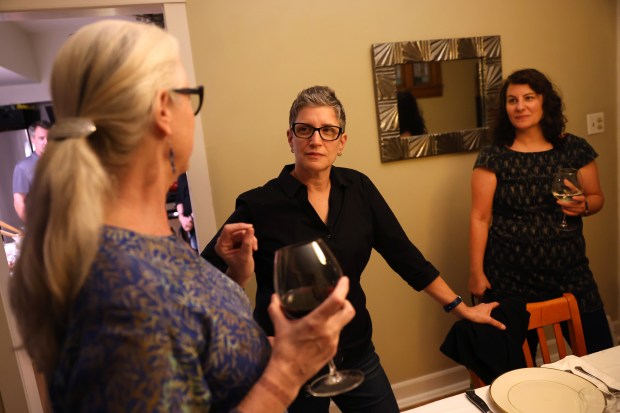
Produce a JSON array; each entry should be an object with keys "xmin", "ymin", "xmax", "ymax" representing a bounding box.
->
[{"xmin": 492, "ymin": 68, "xmax": 566, "ymax": 147}]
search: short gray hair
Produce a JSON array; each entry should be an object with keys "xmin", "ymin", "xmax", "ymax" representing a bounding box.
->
[{"xmin": 288, "ymin": 86, "xmax": 346, "ymax": 130}]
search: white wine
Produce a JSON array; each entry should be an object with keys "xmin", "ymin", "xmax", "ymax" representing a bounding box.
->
[{"xmin": 553, "ymin": 191, "xmax": 582, "ymax": 201}]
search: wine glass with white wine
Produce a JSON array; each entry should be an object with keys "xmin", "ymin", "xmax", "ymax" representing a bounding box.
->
[
  {"xmin": 551, "ymin": 168, "xmax": 583, "ymax": 231},
  {"xmin": 273, "ymin": 238, "xmax": 364, "ymax": 397}
]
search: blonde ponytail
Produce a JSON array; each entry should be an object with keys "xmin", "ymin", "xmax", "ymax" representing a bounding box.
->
[
  {"xmin": 9, "ymin": 19, "xmax": 180, "ymax": 375},
  {"xmin": 11, "ymin": 135, "xmax": 110, "ymax": 374}
]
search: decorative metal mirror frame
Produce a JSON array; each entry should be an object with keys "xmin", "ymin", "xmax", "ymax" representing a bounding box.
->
[{"xmin": 371, "ymin": 35, "xmax": 502, "ymax": 162}]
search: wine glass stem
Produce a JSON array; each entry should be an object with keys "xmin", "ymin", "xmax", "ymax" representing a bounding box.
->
[
  {"xmin": 561, "ymin": 214, "xmax": 568, "ymax": 228},
  {"xmin": 327, "ymin": 359, "xmax": 341, "ymax": 380}
]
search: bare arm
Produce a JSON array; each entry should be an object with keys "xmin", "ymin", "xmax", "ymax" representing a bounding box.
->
[
  {"xmin": 423, "ymin": 276, "xmax": 505, "ymax": 330},
  {"xmin": 469, "ymin": 167, "xmax": 496, "ymax": 298},
  {"xmin": 13, "ymin": 193, "xmax": 26, "ymax": 223},
  {"xmin": 559, "ymin": 160, "xmax": 604, "ymax": 217}
]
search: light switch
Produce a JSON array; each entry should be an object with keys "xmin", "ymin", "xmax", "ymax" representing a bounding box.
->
[{"xmin": 586, "ymin": 112, "xmax": 604, "ymax": 135}]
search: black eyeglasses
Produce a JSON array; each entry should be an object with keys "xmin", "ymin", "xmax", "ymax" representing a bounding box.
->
[
  {"xmin": 291, "ymin": 122, "xmax": 343, "ymax": 141},
  {"xmin": 172, "ymin": 85, "xmax": 204, "ymax": 116}
]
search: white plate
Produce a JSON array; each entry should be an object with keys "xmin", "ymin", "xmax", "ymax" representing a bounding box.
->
[{"xmin": 490, "ymin": 368, "xmax": 601, "ymax": 413}]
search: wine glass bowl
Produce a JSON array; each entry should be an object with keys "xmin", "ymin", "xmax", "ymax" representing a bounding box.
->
[
  {"xmin": 274, "ymin": 239, "xmax": 340, "ymax": 319},
  {"xmin": 551, "ymin": 168, "xmax": 583, "ymax": 231},
  {"xmin": 578, "ymin": 387, "xmax": 618, "ymax": 412},
  {"xmin": 274, "ymin": 239, "xmax": 364, "ymax": 397}
]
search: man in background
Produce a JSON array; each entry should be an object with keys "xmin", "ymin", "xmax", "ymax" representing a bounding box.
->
[
  {"xmin": 175, "ymin": 172, "xmax": 197, "ymax": 251},
  {"xmin": 12, "ymin": 120, "xmax": 51, "ymax": 222}
]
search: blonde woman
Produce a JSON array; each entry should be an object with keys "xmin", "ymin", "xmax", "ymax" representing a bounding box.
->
[{"xmin": 10, "ymin": 20, "xmax": 353, "ymax": 413}]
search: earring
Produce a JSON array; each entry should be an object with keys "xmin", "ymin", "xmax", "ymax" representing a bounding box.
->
[
  {"xmin": 290, "ymin": 148, "xmax": 294, "ymax": 153},
  {"xmin": 169, "ymin": 145, "xmax": 177, "ymax": 174},
  {"xmin": 337, "ymin": 151, "xmax": 342, "ymax": 156}
]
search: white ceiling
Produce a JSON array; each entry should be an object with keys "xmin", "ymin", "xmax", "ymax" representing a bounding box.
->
[{"xmin": 0, "ymin": 6, "xmax": 162, "ymax": 90}]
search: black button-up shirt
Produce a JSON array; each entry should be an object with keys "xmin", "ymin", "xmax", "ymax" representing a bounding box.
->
[{"xmin": 202, "ymin": 164, "xmax": 439, "ymax": 354}]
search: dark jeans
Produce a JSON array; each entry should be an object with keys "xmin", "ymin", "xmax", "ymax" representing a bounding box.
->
[{"xmin": 288, "ymin": 342, "xmax": 399, "ymax": 413}]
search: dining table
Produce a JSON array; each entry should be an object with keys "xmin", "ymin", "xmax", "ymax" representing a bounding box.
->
[{"xmin": 403, "ymin": 344, "xmax": 620, "ymax": 413}]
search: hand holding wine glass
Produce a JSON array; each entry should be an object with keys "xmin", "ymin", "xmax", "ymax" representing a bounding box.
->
[
  {"xmin": 273, "ymin": 239, "xmax": 364, "ymax": 397},
  {"xmin": 551, "ymin": 168, "xmax": 583, "ymax": 231}
]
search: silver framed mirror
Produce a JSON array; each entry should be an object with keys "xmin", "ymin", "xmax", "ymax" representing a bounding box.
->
[{"xmin": 371, "ymin": 35, "xmax": 502, "ymax": 162}]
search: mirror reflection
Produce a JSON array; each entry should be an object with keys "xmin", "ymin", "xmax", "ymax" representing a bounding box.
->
[
  {"xmin": 371, "ymin": 36, "xmax": 503, "ymax": 162},
  {"xmin": 397, "ymin": 59, "xmax": 481, "ymax": 136}
]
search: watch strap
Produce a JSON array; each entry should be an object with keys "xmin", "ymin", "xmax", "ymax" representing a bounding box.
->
[{"xmin": 443, "ymin": 295, "xmax": 463, "ymax": 313}]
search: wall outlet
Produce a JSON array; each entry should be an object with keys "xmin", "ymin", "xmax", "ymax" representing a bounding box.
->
[{"xmin": 586, "ymin": 112, "xmax": 605, "ymax": 135}]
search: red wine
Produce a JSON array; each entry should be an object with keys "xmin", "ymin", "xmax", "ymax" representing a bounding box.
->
[{"xmin": 281, "ymin": 286, "xmax": 333, "ymax": 319}]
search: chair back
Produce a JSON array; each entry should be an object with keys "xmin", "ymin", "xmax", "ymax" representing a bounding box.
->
[
  {"xmin": 522, "ymin": 292, "xmax": 587, "ymax": 367},
  {"xmin": 468, "ymin": 292, "xmax": 587, "ymax": 388}
]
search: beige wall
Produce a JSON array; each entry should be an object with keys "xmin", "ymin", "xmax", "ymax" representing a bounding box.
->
[
  {"xmin": 186, "ymin": 0, "xmax": 618, "ymax": 383},
  {"xmin": 0, "ymin": 0, "xmax": 616, "ymax": 393}
]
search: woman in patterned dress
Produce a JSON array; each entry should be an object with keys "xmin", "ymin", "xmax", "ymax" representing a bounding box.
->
[
  {"xmin": 9, "ymin": 20, "xmax": 354, "ymax": 413},
  {"xmin": 469, "ymin": 68, "xmax": 613, "ymax": 353}
]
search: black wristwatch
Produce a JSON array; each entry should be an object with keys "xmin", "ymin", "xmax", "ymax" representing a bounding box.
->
[{"xmin": 443, "ymin": 295, "xmax": 463, "ymax": 313}]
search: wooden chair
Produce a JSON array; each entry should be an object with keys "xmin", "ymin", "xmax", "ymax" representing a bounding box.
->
[
  {"xmin": 522, "ymin": 292, "xmax": 587, "ymax": 367},
  {"xmin": 469, "ymin": 293, "xmax": 587, "ymax": 388},
  {"xmin": 0, "ymin": 219, "xmax": 23, "ymax": 240},
  {"xmin": 469, "ymin": 369, "xmax": 487, "ymax": 389}
]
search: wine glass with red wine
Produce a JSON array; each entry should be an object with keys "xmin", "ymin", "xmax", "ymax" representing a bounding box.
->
[{"xmin": 273, "ymin": 238, "xmax": 364, "ymax": 397}]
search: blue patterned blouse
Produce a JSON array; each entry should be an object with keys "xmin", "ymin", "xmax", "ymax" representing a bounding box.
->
[{"xmin": 50, "ymin": 226, "xmax": 271, "ymax": 412}]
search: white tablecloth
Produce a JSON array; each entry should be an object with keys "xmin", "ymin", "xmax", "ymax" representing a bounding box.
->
[{"xmin": 403, "ymin": 345, "xmax": 620, "ymax": 412}]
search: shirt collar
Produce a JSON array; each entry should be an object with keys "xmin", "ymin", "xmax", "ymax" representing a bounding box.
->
[{"xmin": 277, "ymin": 164, "xmax": 352, "ymax": 198}]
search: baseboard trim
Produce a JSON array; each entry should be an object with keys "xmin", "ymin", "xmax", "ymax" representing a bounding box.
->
[
  {"xmin": 328, "ymin": 366, "xmax": 470, "ymax": 412},
  {"xmin": 391, "ymin": 366, "xmax": 470, "ymax": 410}
]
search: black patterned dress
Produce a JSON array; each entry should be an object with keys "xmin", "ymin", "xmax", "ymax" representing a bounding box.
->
[{"xmin": 474, "ymin": 134, "xmax": 604, "ymax": 314}]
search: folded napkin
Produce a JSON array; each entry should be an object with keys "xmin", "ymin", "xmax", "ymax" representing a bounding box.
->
[{"xmin": 542, "ymin": 355, "xmax": 620, "ymax": 390}]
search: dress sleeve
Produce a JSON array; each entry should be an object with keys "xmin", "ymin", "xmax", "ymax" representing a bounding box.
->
[
  {"xmin": 569, "ymin": 135, "xmax": 598, "ymax": 169},
  {"xmin": 473, "ymin": 145, "xmax": 497, "ymax": 171},
  {"xmin": 360, "ymin": 173, "xmax": 440, "ymax": 291}
]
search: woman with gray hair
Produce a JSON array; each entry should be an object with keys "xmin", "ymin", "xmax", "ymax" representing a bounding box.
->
[
  {"xmin": 10, "ymin": 20, "xmax": 354, "ymax": 413},
  {"xmin": 202, "ymin": 85, "xmax": 505, "ymax": 413}
]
